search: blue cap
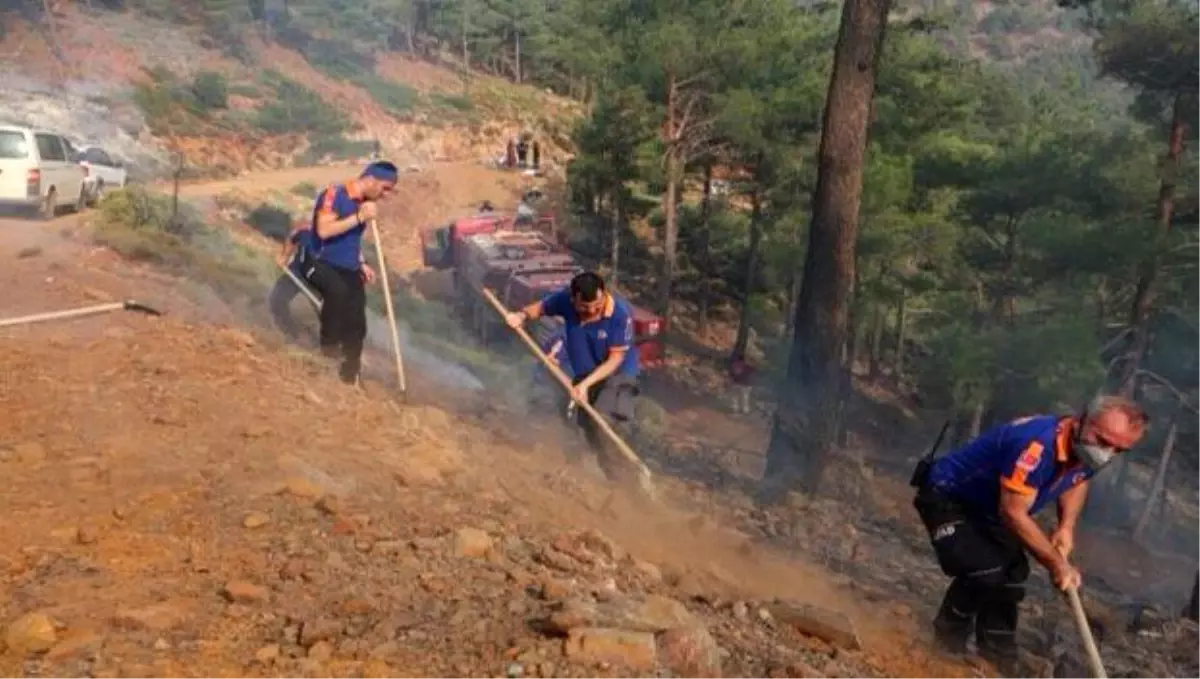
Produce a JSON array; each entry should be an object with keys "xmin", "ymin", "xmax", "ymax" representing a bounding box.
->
[{"xmin": 361, "ymin": 160, "xmax": 398, "ymax": 183}]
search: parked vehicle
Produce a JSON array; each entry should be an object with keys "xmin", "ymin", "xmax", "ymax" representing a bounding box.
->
[
  {"xmin": 0, "ymin": 125, "xmax": 87, "ymax": 219},
  {"xmin": 75, "ymin": 145, "xmax": 128, "ymax": 206}
]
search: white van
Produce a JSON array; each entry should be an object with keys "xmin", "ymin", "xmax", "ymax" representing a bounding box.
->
[{"xmin": 0, "ymin": 125, "xmax": 87, "ymax": 219}]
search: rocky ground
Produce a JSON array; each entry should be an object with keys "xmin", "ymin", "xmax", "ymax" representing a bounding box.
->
[
  {"xmin": 0, "ymin": 159, "xmax": 1196, "ymax": 679},
  {"xmin": 0, "ymin": 204, "xmax": 967, "ymax": 678}
]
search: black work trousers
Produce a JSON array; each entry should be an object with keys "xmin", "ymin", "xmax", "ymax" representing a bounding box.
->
[
  {"xmin": 573, "ymin": 373, "xmax": 639, "ymax": 482},
  {"xmin": 304, "ymin": 259, "xmax": 366, "ymax": 384},
  {"xmin": 913, "ymin": 486, "xmax": 1029, "ymax": 669}
]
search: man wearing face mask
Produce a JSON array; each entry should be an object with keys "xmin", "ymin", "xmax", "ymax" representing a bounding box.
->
[{"xmin": 911, "ymin": 395, "xmax": 1149, "ymax": 673}]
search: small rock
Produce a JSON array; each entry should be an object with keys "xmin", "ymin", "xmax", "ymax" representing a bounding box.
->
[
  {"xmin": 280, "ymin": 477, "xmax": 322, "ymax": 499},
  {"xmin": 243, "ymin": 512, "xmax": 271, "ymax": 529},
  {"xmin": 76, "ymin": 526, "xmax": 99, "ymax": 545},
  {"xmin": 657, "ymin": 625, "xmax": 723, "ymax": 677},
  {"xmin": 281, "ymin": 559, "xmax": 308, "ymax": 580},
  {"xmin": 732, "ymin": 601, "xmax": 749, "ymax": 622},
  {"xmin": 112, "ymin": 603, "xmax": 188, "ymax": 632},
  {"xmin": 540, "ymin": 578, "xmax": 571, "ymax": 601},
  {"xmin": 454, "ymin": 527, "xmax": 494, "ymax": 558},
  {"xmin": 46, "ymin": 630, "xmax": 103, "ymax": 660},
  {"xmin": 338, "ymin": 598, "xmax": 375, "ymax": 616},
  {"xmin": 506, "ymin": 662, "xmax": 524, "ymax": 677},
  {"xmin": 315, "ymin": 495, "xmax": 341, "ymax": 516},
  {"xmin": 153, "ymin": 637, "xmax": 171, "ymax": 651},
  {"xmin": 307, "ymin": 640, "xmax": 334, "ymax": 661},
  {"xmin": 112, "ymin": 507, "xmax": 128, "ymax": 520},
  {"xmin": 633, "ymin": 559, "xmax": 663, "ymax": 584},
  {"xmin": 369, "ymin": 640, "xmax": 399, "ymax": 659},
  {"xmin": 563, "ymin": 627, "xmax": 657, "ymax": 671},
  {"xmin": 5, "ymin": 612, "xmax": 57, "ymax": 655},
  {"xmin": 13, "ymin": 442, "xmax": 46, "ymax": 464},
  {"xmin": 767, "ymin": 602, "xmax": 862, "ymax": 650},
  {"xmin": 222, "ymin": 581, "xmax": 269, "ymax": 604},
  {"xmin": 254, "ymin": 644, "xmax": 280, "ymax": 665},
  {"xmin": 300, "ymin": 618, "xmax": 342, "ymax": 647}
]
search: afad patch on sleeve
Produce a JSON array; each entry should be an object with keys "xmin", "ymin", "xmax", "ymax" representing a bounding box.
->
[{"xmin": 1015, "ymin": 442, "xmax": 1044, "ymax": 473}]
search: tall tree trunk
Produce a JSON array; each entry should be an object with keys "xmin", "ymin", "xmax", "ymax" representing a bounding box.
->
[
  {"xmin": 785, "ymin": 269, "xmax": 801, "ymax": 338},
  {"xmin": 1187, "ymin": 574, "xmax": 1198, "ymax": 622},
  {"xmin": 968, "ymin": 397, "xmax": 986, "ymax": 438},
  {"xmin": 760, "ymin": 0, "xmax": 892, "ymax": 499},
  {"xmin": 733, "ymin": 181, "xmax": 763, "ymax": 359},
  {"xmin": 514, "ymin": 27, "xmax": 522, "ymax": 84},
  {"xmin": 611, "ymin": 189, "xmax": 622, "ymax": 287},
  {"xmin": 867, "ymin": 305, "xmax": 884, "ymax": 378},
  {"xmin": 845, "ymin": 269, "xmax": 863, "ymax": 373},
  {"xmin": 1115, "ymin": 92, "xmax": 1188, "ymax": 396},
  {"xmin": 698, "ymin": 162, "xmax": 714, "ymax": 339},
  {"xmin": 893, "ymin": 291, "xmax": 908, "ymax": 378},
  {"xmin": 657, "ymin": 75, "xmax": 682, "ymax": 319},
  {"xmin": 461, "ymin": 11, "xmax": 469, "ymax": 68},
  {"xmin": 1133, "ymin": 405, "xmax": 1178, "ymax": 542}
]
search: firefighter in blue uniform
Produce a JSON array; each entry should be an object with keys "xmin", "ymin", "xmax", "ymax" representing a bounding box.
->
[
  {"xmin": 506, "ymin": 271, "xmax": 640, "ymax": 482},
  {"xmin": 912, "ymin": 395, "xmax": 1148, "ymax": 673},
  {"xmin": 302, "ymin": 161, "xmax": 398, "ymax": 384}
]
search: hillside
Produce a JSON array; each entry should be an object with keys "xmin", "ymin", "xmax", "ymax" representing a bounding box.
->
[
  {"xmin": 0, "ymin": 1, "xmax": 580, "ymax": 177},
  {"xmin": 1, "ymin": 1, "xmax": 1198, "ymax": 678},
  {"xmin": 0, "ymin": 197, "xmax": 985, "ymax": 678}
]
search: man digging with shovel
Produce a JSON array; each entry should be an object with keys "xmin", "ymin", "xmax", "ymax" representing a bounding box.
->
[
  {"xmin": 912, "ymin": 395, "xmax": 1148, "ymax": 675},
  {"xmin": 505, "ymin": 271, "xmax": 644, "ymax": 486}
]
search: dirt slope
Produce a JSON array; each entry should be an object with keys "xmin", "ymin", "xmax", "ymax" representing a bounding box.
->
[{"xmin": 0, "ymin": 171, "xmax": 984, "ymax": 679}]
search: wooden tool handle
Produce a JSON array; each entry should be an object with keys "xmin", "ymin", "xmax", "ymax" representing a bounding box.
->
[
  {"xmin": 1065, "ymin": 585, "xmax": 1107, "ymax": 678},
  {"xmin": 369, "ymin": 219, "xmax": 407, "ymax": 395}
]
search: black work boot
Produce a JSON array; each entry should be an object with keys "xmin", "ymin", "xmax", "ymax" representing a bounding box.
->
[{"xmin": 933, "ymin": 594, "xmax": 974, "ymax": 656}]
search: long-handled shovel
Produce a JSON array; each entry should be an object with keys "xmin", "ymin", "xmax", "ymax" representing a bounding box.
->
[
  {"xmin": 279, "ymin": 263, "xmax": 322, "ymax": 311},
  {"xmin": 1066, "ymin": 586, "xmax": 1106, "ymax": 678},
  {"xmin": 1056, "ymin": 546, "xmax": 1107, "ymax": 678},
  {"xmin": 0, "ymin": 300, "xmax": 162, "ymax": 329},
  {"xmin": 368, "ymin": 219, "xmax": 407, "ymax": 397},
  {"xmin": 481, "ymin": 287, "xmax": 654, "ymax": 497}
]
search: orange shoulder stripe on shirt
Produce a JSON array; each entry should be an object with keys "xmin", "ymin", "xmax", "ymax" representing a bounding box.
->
[
  {"xmin": 317, "ymin": 184, "xmax": 338, "ymax": 216},
  {"xmin": 1000, "ymin": 440, "xmax": 1044, "ymax": 496}
]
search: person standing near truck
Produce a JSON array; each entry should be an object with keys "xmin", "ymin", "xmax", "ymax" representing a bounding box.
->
[
  {"xmin": 505, "ymin": 271, "xmax": 640, "ymax": 482},
  {"xmin": 303, "ymin": 160, "xmax": 398, "ymax": 385}
]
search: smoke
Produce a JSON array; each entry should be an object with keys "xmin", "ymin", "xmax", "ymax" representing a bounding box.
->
[
  {"xmin": 0, "ymin": 71, "xmax": 169, "ymax": 177},
  {"xmin": 362, "ymin": 308, "xmax": 485, "ymax": 392}
]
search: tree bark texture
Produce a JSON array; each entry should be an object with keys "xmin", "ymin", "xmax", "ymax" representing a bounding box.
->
[{"xmin": 760, "ymin": 0, "xmax": 893, "ymax": 498}]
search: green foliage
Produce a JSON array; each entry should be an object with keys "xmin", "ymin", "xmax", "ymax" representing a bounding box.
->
[
  {"xmin": 93, "ymin": 186, "xmax": 274, "ymax": 295},
  {"xmin": 245, "ymin": 204, "xmax": 294, "ymax": 241},
  {"xmin": 291, "ymin": 181, "xmax": 317, "ymax": 198},
  {"xmin": 297, "ymin": 136, "xmax": 375, "ymax": 165},
  {"xmin": 132, "ymin": 67, "xmax": 236, "ymax": 133},
  {"xmin": 254, "ymin": 71, "xmax": 350, "ymax": 137},
  {"xmin": 191, "ymin": 71, "xmax": 229, "ymax": 110}
]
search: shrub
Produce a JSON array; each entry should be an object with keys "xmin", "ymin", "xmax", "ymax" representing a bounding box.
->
[
  {"xmin": 298, "ymin": 135, "xmax": 375, "ymax": 165},
  {"xmin": 430, "ymin": 92, "xmax": 474, "ymax": 112},
  {"xmin": 291, "ymin": 181, "xmax": 317, "ymax": 197},
  {"xmin": 191, "ymin": 71, "xmax": 229, "ymax": 110},
  {"xmin": 255, "ymin": 71, "xmax": 350, "ymax": 137},
  {"xmin": 94, "ymin": 186, "xmax": 274, "ymax": 293},
  {"xmin": 245, "ymin": 203, "xmax": 294, "ymax": 242}
]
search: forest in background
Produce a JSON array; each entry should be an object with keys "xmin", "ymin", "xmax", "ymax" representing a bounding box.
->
[{"xmin": 2, "ymin": 0, "xmax": 1197, "ymax": 543}]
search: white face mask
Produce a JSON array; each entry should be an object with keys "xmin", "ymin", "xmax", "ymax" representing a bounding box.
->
[{"xmin": 1074, "ymin": 443, "xmax": 1117, "ymax": 472}]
